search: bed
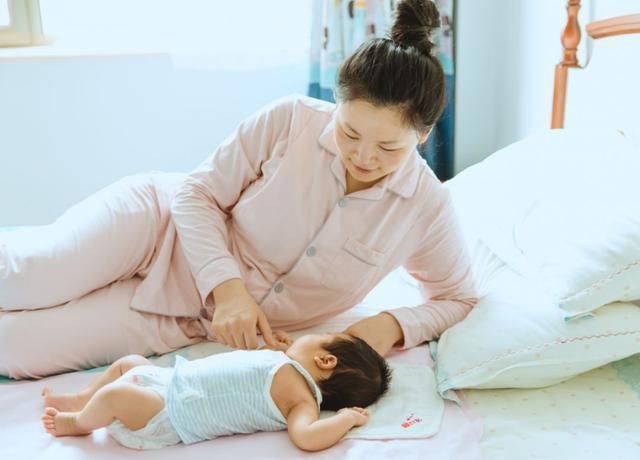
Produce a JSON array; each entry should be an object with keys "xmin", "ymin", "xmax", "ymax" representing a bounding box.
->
[
  {"xmin": 2, "ymin": 1, "xmax": 640, "ymax": 459},
  {"xmin": 445, "ymin": 2, "xmax": 640, "ymax": 458},
  {"xmin": 0, "ymin": 267, "xmax": 483, "ymax": 460}
]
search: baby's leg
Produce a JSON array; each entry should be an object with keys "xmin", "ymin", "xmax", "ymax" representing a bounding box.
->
[
  {"xmin": 42, "ymin": 381, "xmax": 163, "ymax": 437},
  {"xmin": 42, "ymin": 354, "xmax": 153, "ymax": 411}
]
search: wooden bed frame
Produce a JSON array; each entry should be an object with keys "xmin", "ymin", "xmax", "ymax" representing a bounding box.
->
[{"xmin": 551, "ymin": 0, "xmax": 640, "ymax": 128}]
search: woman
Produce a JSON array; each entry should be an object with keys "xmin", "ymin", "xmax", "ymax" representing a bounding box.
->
[{"xmin": 0, "ymin": 0, "xmax": 477, "ymax": 379}]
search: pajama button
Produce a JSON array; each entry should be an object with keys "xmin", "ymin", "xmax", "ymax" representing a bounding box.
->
[
  {"xmin": 338, "ymin": 198, "xmax": 348, "ymax": 208},
  {"xmin": 274, "ymin": 283, "xmax": 284, "ymax": 293},
  {"xmin": 306, "ymin": 246, "xmax": 317, "ymax": 257}
]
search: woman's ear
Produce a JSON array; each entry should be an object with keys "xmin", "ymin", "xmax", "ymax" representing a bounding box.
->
[
  {"xmin": 314, "ymin": 354, "xmax": 338, "ymax": 370},
  {"xmin": 417, "ymin": 129, "xmax": 430, "ymax": 145}
]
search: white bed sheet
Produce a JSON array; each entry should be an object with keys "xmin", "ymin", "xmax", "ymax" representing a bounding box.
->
[{"xmin": 462, "ymin": 352, "xmax": 640, "ymax": 460}]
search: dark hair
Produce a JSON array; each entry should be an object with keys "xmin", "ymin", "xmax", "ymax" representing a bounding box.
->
[
  {"xmin": 335, "ymin": 0, "xmax": 446, "ymax": 135},
  {"xmin": 317, "ymin": 335, "xmax": 392, "ymax": 411}
]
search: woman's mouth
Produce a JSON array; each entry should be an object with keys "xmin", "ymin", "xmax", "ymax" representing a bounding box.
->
[{"xmin": 352, "ymin": 162, "xmax": 375, "ymax": 174}]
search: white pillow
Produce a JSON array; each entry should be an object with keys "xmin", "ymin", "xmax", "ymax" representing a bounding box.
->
[
  {"xmin": 516, "ymin": 193, "xmax": 640, "ymax": 317},
  {"xmin": 433, "ymin": 129, "xmax": 640, "ymax": 393},
  {"xmin": 449, "ymin": 128, "xmax": 640, "ymax": 318},
  {"xmin": 433, "ymin": 245, "xmax": 640, "ymax": 393}
]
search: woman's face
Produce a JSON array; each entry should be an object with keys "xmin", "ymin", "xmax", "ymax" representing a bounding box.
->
[{"xmin": 333, "ymin": 98, "xmax": 427, "ymax": 191}]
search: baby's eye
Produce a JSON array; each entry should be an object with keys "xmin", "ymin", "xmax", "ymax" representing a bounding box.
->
[{"xmin": 344, "ymin": 132, "xmax": 358, "ymax": 140}]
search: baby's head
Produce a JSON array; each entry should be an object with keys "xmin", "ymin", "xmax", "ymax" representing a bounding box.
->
[{"xmin": 285, "ymin": 332, "xmax": 392, "ymax": 411}]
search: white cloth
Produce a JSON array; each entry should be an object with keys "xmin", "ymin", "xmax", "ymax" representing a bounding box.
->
[
  {"xmin": 106, "ymin": 365, "xmax": 181, "ymax": 450},
  {"xmin": 321, "ymin": 363, "xmax": 445, "ymax": 439}
]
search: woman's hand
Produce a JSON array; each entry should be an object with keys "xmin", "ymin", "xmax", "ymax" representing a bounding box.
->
[
  {"xmin": 211, "ymin": 278, "xmax": 277, "ymax": 350},
  {"xmin": 337, "ymin": 407, "xmax": 369, "ymax": 427}
]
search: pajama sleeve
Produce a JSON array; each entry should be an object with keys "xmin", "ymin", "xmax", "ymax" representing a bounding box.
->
[
  {"xmin": 383, "ymin": 189, "xmax": 479, "ymax": 349},
  {"xmin": 171, "ymin": 96, "xmax": 298, "ymax": 306}
]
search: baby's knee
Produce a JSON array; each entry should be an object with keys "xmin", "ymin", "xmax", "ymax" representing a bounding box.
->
[
  {"xmin": 99, "ymin": 382, "xmax": 137, "ymax": 404},
  {"xmin": 100, "ymin": 381, "xmax": 159, "ymax": 414},
  {"xmin": 117, "ymin": 354, "xmax": 152, "ymax": 374},
  {"xmin": 100, "ymin": 381, "xmax": 164, "ymax": 431}
]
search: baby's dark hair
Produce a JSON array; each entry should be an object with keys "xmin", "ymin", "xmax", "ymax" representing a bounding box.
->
[
  {"xmin": 317, "ymin": 335, "xmax": 392, "ymax": 411},
  {"xmin": 335, "ymin": 0, "xmax": 446, "ymax": 134}
]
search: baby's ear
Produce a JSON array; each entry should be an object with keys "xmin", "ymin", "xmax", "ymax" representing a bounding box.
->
[{"xmin": 314, "ymin": 354, "xmax": 338, "ymax": 370}]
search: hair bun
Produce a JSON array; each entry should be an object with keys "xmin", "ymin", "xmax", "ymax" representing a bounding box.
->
[{"xmin": 389, "ymin": 0, "xmax": 440, "ymax": 56}]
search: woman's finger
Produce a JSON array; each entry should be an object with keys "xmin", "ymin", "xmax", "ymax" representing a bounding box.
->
[
  {"xmin": 244, "ymin": 327, "xmax": 258, "ymax": 350},
  {"xmin": 230, "ymin": 324, "xmax": 246, "ymax": 349},
  {"xmin": 215, "ymin": 328, "xmax": 233, "ymax": 348},
  {"xmin": 257, "ymin": 311, "xmax": 277, "ymax": 348},
  {"xmin": 218, "ymin": 323, "xmax": 238, "ymax": 348},
  {"xmin": 210, "ymin": 321, "xmax": 227, "ymax": 345}
]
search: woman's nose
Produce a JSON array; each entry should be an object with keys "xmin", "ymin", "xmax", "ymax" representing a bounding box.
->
[{"xmin": 354, "ymin": 146, "xmax": 375, "ymax": 165}]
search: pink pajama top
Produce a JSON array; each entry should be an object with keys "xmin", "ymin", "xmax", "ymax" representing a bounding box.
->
[{"xmin": 130, "ymin": 94, "xmax": 478, "ymax": 350}]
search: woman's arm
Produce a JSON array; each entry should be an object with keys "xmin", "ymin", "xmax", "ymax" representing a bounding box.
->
[
  {"xmin": 171, "ymin": 96, "xmax": 298, "ymax": 308},
  {"xmin": 171, "ymin": 96, "xmax": 300, "ymax": 349},
  {"xmin": 347, "ymin": 190, "xmax": 479, "ymax": 353},
  {"xmin": 287, "ymin": 402, "xmax": 368, "ymax": 452},
  {"xmin": 387, "ymin": 191, "xmax": 479, "ymax": 349}
]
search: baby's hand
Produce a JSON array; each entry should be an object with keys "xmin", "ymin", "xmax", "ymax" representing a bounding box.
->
[
  {"xmin": 262, "ymin": 330, "xmax": 294, "ymax": 351},
  {"xmin": 338, "ymin": 407, "xmax": 369, "ymax": 427},
  {"xmin": 274, "ymin": 330, "xmax": 293, "ymax": 346}
]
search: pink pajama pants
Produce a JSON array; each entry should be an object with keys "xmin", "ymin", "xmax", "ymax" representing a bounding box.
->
[{"xmin": 0, "ymin": 172, "xmax": 207, "ymax": 379}]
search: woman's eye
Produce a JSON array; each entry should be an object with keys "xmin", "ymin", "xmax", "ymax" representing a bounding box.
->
[{"xmin": 380, "ymin": 147, "xmax": 399, "ymax": 153}]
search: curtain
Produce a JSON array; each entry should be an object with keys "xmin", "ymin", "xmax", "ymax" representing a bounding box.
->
[{"xmin": 308, "ymin": 0, "xmax": 456, "ymax": 181}]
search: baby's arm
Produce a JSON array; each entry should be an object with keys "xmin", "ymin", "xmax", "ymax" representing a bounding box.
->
[{"xmin": 286, "ymin": 402, "xmax": 369, "ymax": 452}]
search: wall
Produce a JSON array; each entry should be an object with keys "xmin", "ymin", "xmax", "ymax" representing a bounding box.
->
[
  {"xmin": 2, "ymin": 0, "xmax": 638, "ymax": 224},
  {"xmin": 455, "ymin": 0, "xmax": 640, "ymax": 174},
  {"xmin": 0, "ymin": 56, "xmax": 308, "ymax": 226},
  {"xmin": 455, "ymin": 0, "xmax": 569, "ymax": 173},
  {"xmin": 565, "ymin": 0, "xmax": 640, "ymax": 143},
  {"xmin": 0, "ymin": 0, "xmax": 311, "ymax": 226}
]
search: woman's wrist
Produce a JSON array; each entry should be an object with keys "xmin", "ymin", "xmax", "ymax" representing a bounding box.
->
[
  {"xmin": 381, "ymin": 311, "xmax": 405, "ymax": 343},
  {"xmin": 212, "ymin": 278, "xmax": 246, "ymax": 303},
  {"xmin": 344, "ymin": 312, "xmax": 405, "ymax": 356}
]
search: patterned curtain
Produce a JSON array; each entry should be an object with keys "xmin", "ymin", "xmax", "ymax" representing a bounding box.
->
[{"xmin": 308, "ymin": 0, "xmax": 456, "ymax": 181}]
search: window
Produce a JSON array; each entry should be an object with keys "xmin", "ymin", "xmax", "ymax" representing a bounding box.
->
[
  {"xmin": 0, "ymin": 0, "xmax": 44, "ymax": 47},
  {"xmin": 1, "ymin": 0, "xmax": 311, "ymax": 69},
  {"xmin": 0, "ymin": 1, "xmax": 11, "ymax": 26}
]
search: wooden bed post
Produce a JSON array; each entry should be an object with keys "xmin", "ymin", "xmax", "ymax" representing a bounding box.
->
[{"xmin": 551, "ymin": 0, "xmax": 582, "ymax": 129}]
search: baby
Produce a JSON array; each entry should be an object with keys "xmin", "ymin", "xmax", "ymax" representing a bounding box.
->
[{"xmin": 41, "ymin": 331, "xmax": 392, "ymax": 451}]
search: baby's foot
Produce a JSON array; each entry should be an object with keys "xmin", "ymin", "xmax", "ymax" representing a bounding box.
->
[
  {"xmin": 41, "ymin": 388, "xmax": 88, "ymax": 412},
  {"xmin": 41, "ymin": 407, "xmax": 91, "ymax": 437}
]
